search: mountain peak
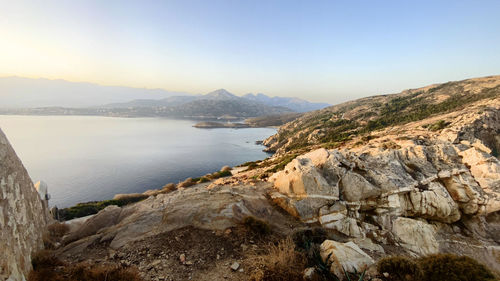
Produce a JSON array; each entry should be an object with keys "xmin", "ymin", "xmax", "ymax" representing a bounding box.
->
[{"xmin": 204, "ymin": 89, "xmax": 238, "ymax": 100}]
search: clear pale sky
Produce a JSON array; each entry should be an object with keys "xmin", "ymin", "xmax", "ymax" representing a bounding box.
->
[{"xmin": 1, "ymin": 0, "xmax": 499, "ymax": 103}]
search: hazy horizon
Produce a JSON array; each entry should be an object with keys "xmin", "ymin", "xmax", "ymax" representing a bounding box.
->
[{"xmin": 1, "ymin": 0, "xmax": 500, "ymax": 104}]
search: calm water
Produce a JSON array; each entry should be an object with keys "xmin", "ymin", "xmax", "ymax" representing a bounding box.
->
[{"xmin": 0, "ymin": 115, "xmax": 275, "ymax": 207}]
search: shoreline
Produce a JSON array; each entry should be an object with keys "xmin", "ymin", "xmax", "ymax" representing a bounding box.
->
[{"xmin": 54, "ymin": 139, "xmax": 275, "ymax": 221}]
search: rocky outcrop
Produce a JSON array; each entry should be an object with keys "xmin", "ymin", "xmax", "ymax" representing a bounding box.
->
[
  {"xmin": 320, "ymin": 240, "xmax": 374, "ymax": 277},
  {"xmin": 268, "ymin": 105, "xmax": 500, "ymax": 272},
  {"xmin": 59, "ymin": 182, "xmax": 299, "ymax": 256},
  {"xmin": 0, "ymin": 129, "xmax": 50, "ymax": 281}
]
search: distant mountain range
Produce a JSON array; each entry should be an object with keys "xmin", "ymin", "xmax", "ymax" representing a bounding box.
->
[
  {"xmin": 0, "ymin": 77, "xmax": 186, "ymax": 108},
  {"xmin": 0, "ymin": 77, "xmax": 331, "ymax": 119},
  {"xmin": 243, "ymin": 93, "xmax": 330, "ymax": 112},
  {"xmin": 103, "ymin": 90, "xmax": 330, "ymax": 113}
]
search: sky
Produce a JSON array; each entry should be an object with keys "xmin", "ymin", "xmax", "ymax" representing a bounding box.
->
[{"xmin": 0, "ymin": 0, "xmax": 499, "ymax": 104}]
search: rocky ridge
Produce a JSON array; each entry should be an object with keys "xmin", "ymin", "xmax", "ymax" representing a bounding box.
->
[
  {"xmin": 267, "ymin": 95, "xmax": 500, "ymax": 273},
  {"xmin": 26, "ymin": 75, "xmax": 500, "ymax": 279}
]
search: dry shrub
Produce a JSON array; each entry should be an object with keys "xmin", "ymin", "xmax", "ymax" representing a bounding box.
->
[
  {"xmin": 248, "ymin": 237, "xmax": 306, "ymax": 281},
  {"xmin": 242, "ymin": 216, "xmax": 271, "ymax": 236},
  {"xmin": 162, "ymin": 183, "xmax": 177, "ymax": 192},
  {"xmin": 42, "ymin": 232, "xmax": 56, "ymax": 250},
  {"xmin": 47, "ymin": 222, "xmax": 70, "ymax": 239},
  {"xmin": 67, "ymin": 263, "xmax": 142, "ymax": 281},
  {"xmin": 31, "ymin": 250, "xmax": 64, "ymax": 271},
  {"xmin": 418, "ymin": 253, "xmax": 496, "ymax": 281},
  {"xmin": 221, "ymin": 165, "xmax": 232, "ymax": 172},
  {"xmin": 178, "ymin": 178, "xmax": 195, "ymax": 188},
  {"xmin": 28, "ymin": 268, "xmax": 65, "ymax": 281},
  {"xmin": 292, "ymin": 227, "xmax": 327, "ymax": 251},
  {"xmin": 28, "ymin": 250, "xmax": 143, "ymax": 281},
  {"xmin": 377, "ymin": 256, "xmax": 422, "ymax": 281}
]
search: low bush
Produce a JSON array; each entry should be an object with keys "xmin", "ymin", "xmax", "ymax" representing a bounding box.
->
[
  {"xmin": 248, "ymin": 162, "xmax": 259, "ymax": 169},
  {"xmin": 162, "ymin": 183, "xmax": 177, "ymax": 192},
  {"xmin": 378, "ymin": 254, "xmax": 497, "ymax": 281},
  {"xmin": 66, "ymin": 263, "xmax": 142, "ymax": 281},
  {"xmin": 242, "ymin": 216, "xmax": 271, "ymax": 236},
  {"xmin": 248, "ymin": 237, "xmax": 306, "ymax": 281},
  {"xmin": 267, "ymin": 154, "xmax": 298, "ymax": 173},
  {"xmin": 47, "ymin": 222, "xmax": 70, "ymax": 239},
  {"xmin": 198, "ymin": 176, "xmax": 210, "ymax": 183},
  {"xmin": 377, "ymin": 256, "xmax": 422, "ymax": 281},
  {"xmin": 418, "ymin": 253, "xmax": 496, "ymax": 281},
  {"xmin": 212, "ymin": 170, "xmax": 232, "ymax": 179},
  {"xmin": 31, "ymin": 250, "xmax": 63, "ymax": 271},
  {"xmin": 28, "ymin": 250, "xmax": 143, "ymax": 281},
  {"xmin": 221, "ymin": 165, "xmax": 232, "ymax": 172},
  {"xmin": 58, "ymin": 194, "xmax": 148, "ymax": 221},
  {"xmin": 424, "ymin": 120, "xmax": 450, "ymax": 131},
  {"xmin": 292, "ymin": 227, "xmax": 327, "ymax": 252},
  {"xmin": 178, "ymin": 178, "xmax": 196, "ymax": 188}
]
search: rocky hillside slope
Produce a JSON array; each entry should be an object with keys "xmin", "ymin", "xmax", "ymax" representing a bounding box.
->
[
  {"xmin": 29, "ymin": 75, "xmax": 500, "ymax": 280},
  {"xmin": 0, "ymin": 129, "xmax": 51, "ymax": 281},
  {"xmin": 263, "ymin": 75, "xmax": 500, "ymax": 154}
]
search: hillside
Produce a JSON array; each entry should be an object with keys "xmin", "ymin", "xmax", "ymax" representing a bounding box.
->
[
  {"xmin": 4, "ymin": 75, "xmax": 500, "ymax": 281},
  {"xmin": 243, "ymin": 93, "xmax": 330, "ymax": 112},
  {"xmin": 263, "ymin": 75, "xmax": 500, "ymax": 154},
  {"xmin": 0, "ymin": 77, "xmax": 187, "ymax": 108},
  {"xmin": 0, "ymin": 88, "xmax": 296, "ymax": 119}
]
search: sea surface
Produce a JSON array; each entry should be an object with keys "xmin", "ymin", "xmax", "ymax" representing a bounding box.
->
[{"xmin": 0, "ymin": 115, "xmax": 275, "ymax": 207}]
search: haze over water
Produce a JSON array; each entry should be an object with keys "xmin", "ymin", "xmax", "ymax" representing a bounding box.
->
[{"xmin": 0, "ymin": 115, "xmax": 275, "ymax": 207}]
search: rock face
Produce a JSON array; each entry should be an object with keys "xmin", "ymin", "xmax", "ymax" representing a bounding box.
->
[
  {"xmin": 0, "ymin": 129, "xmax": 49, "ymax": 281},
  {"xmin": 320, "ymin": 240, "xmax": 374, "ymax": 277},
  {"xmin": 269, "ymin": 104, "xmax": 500, "ymax": 272},
  {"xmin": 59, "ymin": 182, "xmax": 298, "ymax": 256}
]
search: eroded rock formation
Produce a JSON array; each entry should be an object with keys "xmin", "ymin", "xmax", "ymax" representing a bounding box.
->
[
  {"xmin": 269, "ymin": 105, "xmax": 500, "ymax": 271},
  {"xmin": 0, "ymin": 129, "xmax": 50, "ymax": 281}
]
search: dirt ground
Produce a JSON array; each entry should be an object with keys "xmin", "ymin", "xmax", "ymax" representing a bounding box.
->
[{"xmin": 58, "ymin": 225, "xmax": 286, "ymax": 281}]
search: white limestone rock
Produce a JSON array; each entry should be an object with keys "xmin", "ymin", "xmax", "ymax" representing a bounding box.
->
[{"xmin": 320, "ymin": 240, "xmax": 375, "ymax": 277}]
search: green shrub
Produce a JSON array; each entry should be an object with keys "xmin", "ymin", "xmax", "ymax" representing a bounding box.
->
[
  {"xmin": 241, "ymin": 216, "xmax": 271, "ymax": 236},
  {"xmin": 426, "ymin": 120, "xmax": 450, "ymax": 131},
  {"xmin": 267, "ymin": 154, "xmax": 298, "ymax": 173},
  {"xmin": 212, "ymin": 170, "xmax": 232, "ymax": 179},
  {"xmin": 58, "ymin": 195, "xmax": 148, "ymax": 221},
  {"xmin": 418, "ymin": 254, "xmax": 496, "ymax": 281},
  {"xmin": 377, "ymin": 256, "xmax": 422, "ymax": 281},
  {"xmin": 198, "ymin": 176, "xmax": 210, "ymax": 183}
]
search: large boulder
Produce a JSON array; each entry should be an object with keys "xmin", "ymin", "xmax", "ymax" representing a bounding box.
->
[
  {"xmin": 58, "ymin": 183, "xmax": 298, "ymax": 254},
  {"xmin": 391, "ymin": 217, "xmax": 439, "ymax": 256},
  {"xmin": 320, "ymin": 240, "xmax": 374, "ymax": 277},
  {"xmin": 0, "ymin": 129, "xmax": 50, "ymax": 281},
  {"xmin": 63, "ymin": 205, "xmax": 122, "ymax": 244},
  {"xmin": 403, "ymin": 182, "xmax": 461, "ymax": 223},
  {"xmin": 271, "ymin": 157, "xmax": 338, "ymax": 200}
]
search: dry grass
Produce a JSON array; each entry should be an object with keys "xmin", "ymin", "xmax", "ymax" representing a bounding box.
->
[
  {"xmin": 178, "ymin": 178, "xmax": 196, "ymax": 188},
  {"xmin": 47, "ymin": 222, "xmax": 70, "ymax": 239},
  {"xmin": 248, "ymin": 237, "xmax": 306, "ymax": 281},
  {"xmin": 241, "ymin": 216, "xmax": 271, "ymax": 236},
  {"xmin": 28, "ymin": 250, "xmax": 143, "ymax": 281},
  {"xmin": 162, "ymin": 183, "xmax": 177, "ymax": 192},
  {"xmin": 42, "ymin": 222, "xmax": 70, "ymax": 249}
]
